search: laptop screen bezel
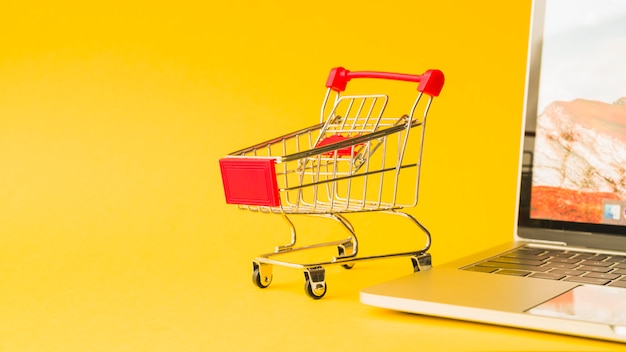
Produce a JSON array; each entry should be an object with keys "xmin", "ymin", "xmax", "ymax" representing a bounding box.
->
[{"xmin": 516, "ymin": 0, "xmax": 626, "ymax": 249}]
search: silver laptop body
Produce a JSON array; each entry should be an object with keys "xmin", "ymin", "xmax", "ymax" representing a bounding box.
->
[{"xmin": 360, "ymin": 0, "xmax": 626, "ymax": 343}]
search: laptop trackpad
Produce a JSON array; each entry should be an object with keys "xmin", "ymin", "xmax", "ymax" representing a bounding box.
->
[{"xmin": 527, "ymin": 285, "xmax": 626, "ymax": 336}]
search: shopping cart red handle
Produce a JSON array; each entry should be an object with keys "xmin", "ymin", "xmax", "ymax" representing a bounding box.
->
[{"xmin": 325, "ymin": 67, "xmax": 444, "ymax": 96}]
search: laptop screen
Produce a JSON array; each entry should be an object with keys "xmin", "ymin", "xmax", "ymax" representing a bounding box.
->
[{"xmin": 518, "ymin": 0, "xmax": 626, "ymax": 238}]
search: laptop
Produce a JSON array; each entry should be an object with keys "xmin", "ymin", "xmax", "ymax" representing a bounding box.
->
[{"xmin": 360, "ymin": 0, "xmax": 626, "ymax": 343}]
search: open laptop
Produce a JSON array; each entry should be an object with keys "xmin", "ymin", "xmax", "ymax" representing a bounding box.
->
[{"xmin": 360, "ymin": 0, "xmax": 626, "ymax": 343}]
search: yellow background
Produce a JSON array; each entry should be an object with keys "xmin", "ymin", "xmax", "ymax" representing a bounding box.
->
[{"xmin": 1, "ymin": 0, "xmax": 624, "ymax": 351}]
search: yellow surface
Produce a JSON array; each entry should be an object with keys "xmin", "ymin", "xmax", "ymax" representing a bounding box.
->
[{"xmin": 1, "ymin": 0, "xmax": 625, "ymax": 351}]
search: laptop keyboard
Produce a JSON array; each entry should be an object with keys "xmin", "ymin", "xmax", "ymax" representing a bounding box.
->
[{"xmin": 462, "ymin": 246, "xmax": 626, "ymax": 288}]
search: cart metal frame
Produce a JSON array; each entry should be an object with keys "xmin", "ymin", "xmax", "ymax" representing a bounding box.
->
[{"xmin": 220, "ymin": 67, "xmax": 444, "ymax": 298}]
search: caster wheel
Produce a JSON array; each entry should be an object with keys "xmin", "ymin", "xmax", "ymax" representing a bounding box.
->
[
  {"xmin": 252, "ymin": 264, "xmax": 272, "ymax": 288},
  {"xmin": 337, "ymin": 246, "xmax": 355, "ymax": 270},
  {"xmin": 304, "ymin": 280, "xmax": 327, "ymax": 300}
]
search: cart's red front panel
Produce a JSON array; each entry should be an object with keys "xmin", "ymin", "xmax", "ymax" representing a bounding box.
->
[{"xmin": 219, "ymin": 158, "xmax": 281, "ymax": 207}]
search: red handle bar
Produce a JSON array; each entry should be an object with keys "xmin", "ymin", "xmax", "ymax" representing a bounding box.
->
[{"xmin": 325, "ymin": 67, "xmax": 444, "ymax": 97}]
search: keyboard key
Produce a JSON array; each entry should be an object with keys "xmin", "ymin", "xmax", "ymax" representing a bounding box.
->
[
  {"xmin": 608, "ymin": 281, "xmax": 626, "ymax": 289},
  {"xmin": 479, "ymin": 261, "xmax": 551, "ymax": 272},
  {"xmin": 502, "ymin": 250, "xmax": 549, "ymax": 260},
  {"xmin": 490, "ymin": 257, "xmax": 545, "ymax": 266},
  {"xmin": 577, "ymin": 265, "xmax": 612, "ymax": 273},
  {"xmin": 495, "ymin": 269, "xmax": 531, "ymax": 277},
  {"xmin": 549, "ymin": 257, "xmax": 582, "ymax": 264},
  {"xmin": 583, "ymin": 272, "xmax": 621, "ymax": 280},
  {"xmin": 529, "ymin": 272, "xmax": 566, "ymax": 280},
  {"xmin": 590, "ymin": 255, "xmax": 610, "ymax": 261},
  {"xmin": 611, "ymin": 269, "xmax": 626, "ymax": 275},
  {"xmin": 464, "ymin": 266, "xmax": 497, "ymax": 273},
  {"xmin": 574, "ymin": 254, "xmax": 608, "ymax": 260},
  {"xmin": 580, "ymin": 260, "xmax": 612, "ymax": 267},
  {"xmin": 563, "ymin": 276, "xmax": 610, "ymax": 285},
  {"xmin": 544, "ymin": 262, "xmax": 578, "ymax": 269},
  {"xmin": 549, "ymin": 251, "xmax": 577, "ymax": 258},
  {"xmin": 516, "ymin": 247, "xmax": 547, "ymax": 255},
  {"xmin": 550, "ymin": 268, "xmax": 584, "ymax": 276}
]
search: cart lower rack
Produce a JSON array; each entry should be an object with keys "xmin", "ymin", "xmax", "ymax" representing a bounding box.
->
[{"xmin": 220, "ymin": 66, "xmax": 444, "ymax": 299}]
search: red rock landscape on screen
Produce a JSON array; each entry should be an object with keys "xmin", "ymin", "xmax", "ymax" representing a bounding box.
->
[{"xmin": 531, "ymin": 97, "xmax": 626, "ymax": 223}]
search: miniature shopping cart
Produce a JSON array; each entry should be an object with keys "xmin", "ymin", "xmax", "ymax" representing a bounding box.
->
[{"xmin": 219, "ymin": 66, "xmax": 444, "ymax": 299}]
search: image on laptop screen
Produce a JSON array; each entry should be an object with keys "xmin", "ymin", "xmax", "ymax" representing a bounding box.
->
[{"xmin": 529, "ymin": 0, "xmax": 626, "ymax": 226}]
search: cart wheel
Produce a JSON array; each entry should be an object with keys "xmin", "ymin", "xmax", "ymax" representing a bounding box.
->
[
  {"xmin": 304, "ymin": 266, "xmax": 326, "ymax": 299},
  {"xmin": 252, "ymin": 263, "xmax": 272, "ymax": 289},
  {"xmin": 304, "ymin": 280, "xmax": 327, "ymax": 300},
  {"xmin": 337, "ymin": 246, "xmax": 355, "ymax": 270}
]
